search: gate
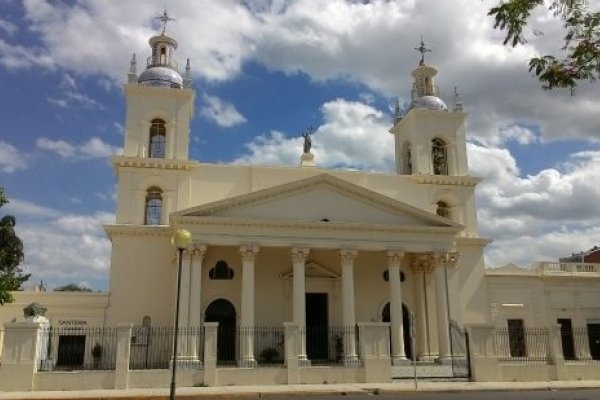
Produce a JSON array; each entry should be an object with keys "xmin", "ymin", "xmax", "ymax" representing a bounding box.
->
[{"xmin": 450, "ymin": 320, "xmax": 470, "ymax": 379}]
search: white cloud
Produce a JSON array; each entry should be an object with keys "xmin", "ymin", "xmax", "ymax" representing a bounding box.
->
[
  {"xmin": 201, "ymin": 94, "xmax": 247, "ymax": 127},
  {"xmin": 0, "ymin": 141, "xmax": 28, "ymax": 173},
  {"xmin": 468, "ymin": 143, "xmax": 600, "ymax": 267},
  {"xmin": 3, "ymin": 198, "xmax": 61, "ymax": 219},
  {"xmin": 36, "ymin": 137, "xmax": 122, "ymax": 160},
  {"xmin": 16, "ymin": 211, "xmax": 114, "ymax": 289},
  {"xmin": 235, "ymin": 98, "xmax": 394, "ymax": 170},
  {"xmin": 0, "ymin": 19, "xmax": 18, "ymax": 36},
  {"xmin": 48, "ymin": 90, "xmax": 104, "ymax": 110}
]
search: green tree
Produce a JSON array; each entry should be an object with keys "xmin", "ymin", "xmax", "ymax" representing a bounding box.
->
[
  {"xmin": 54, "ymin": 283, "xmax": 92, "ymax": 292},
  {"xmin": 489, "ymin": 0, "xmax": 600, "ymax": 90},
  {"xmin": 0, "ymin": 187, "xmax": 29, "ymax": 305}
]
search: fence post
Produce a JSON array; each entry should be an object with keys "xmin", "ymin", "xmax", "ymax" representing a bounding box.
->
[
  {"xmin": 0, "ymin": 322, "xmax": 43, "ymax": 391},
  {"xmin": 548, "ymin": 324, "xmax": 566, "ymax": 380},
  {"xmin": 203, "ymin": 322, "xmax": 218, "ymax": 387},
  {"xmin": 466, "ymin": 324, "xmax": 501, "ymax": 382},
  {"xmin": 284, "ymin": 322, "xmax": 300, "ymax": 384},
  {"xmin": 357, "ymin": 322, "xmax": 391, "ymax": 383},
  {"xmin": 114, "ymin": 323, "xmax": 133, "ymax": 389}
]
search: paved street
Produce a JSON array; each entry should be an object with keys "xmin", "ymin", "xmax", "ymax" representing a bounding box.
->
[{"xmin": 254, "ymin": 389, "xmax": 600, "ymax": 400}]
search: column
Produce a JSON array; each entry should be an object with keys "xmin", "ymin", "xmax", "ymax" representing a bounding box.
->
[
  {"xmin": 177, "ymin": 251, "xmax": 192, "ymax": 361},
  {"xmin": 291, "ymin": 247, "xmax": 310, "ymax": 365},
  {"xmin": 412, "ymin": 254, "xmax": 435, "ymax": 360},
  {"xmin": 240, "ymin": 245, "xmax": 259, "ymax": 367},
  {"xmin": 434, "ymin": 265, "xmax": 451, "ymax": 363},
  {"xmin": 188, "ymin": 245, "xmax": 206, "ymax": 363},
  {"xmin": 434, "ymin": 251, "xmax": 459, "ymax": 364},
  {"xmin": 340, "ymin": 248, "xmax": 358, "ymax": 364},
  {"xmin": 387, "ymin": 250, "xmax": 408, "ymax": 365}
]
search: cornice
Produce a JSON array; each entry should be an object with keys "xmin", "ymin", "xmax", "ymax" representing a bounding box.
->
[
  {"xmin": 103, "ymin": 224, "xmax": 172, "ymax": 239},
  {"xmin": 455, "ymin": 237, "xmax": 493, "ymax": 246},
  {"xmin": 112, "ymin": 156, "xmax": 198, "ymax": 171},
  {"xmin": 409, "ymin": 174, "xmax": 481, "ymax": 186},
  {"xmin": 123, "ymin": 83, "xmax": 195, "ymax": 99},
  {"xmin": 172, "ymin": 215, "xmax": 461, "ymax": 235}
]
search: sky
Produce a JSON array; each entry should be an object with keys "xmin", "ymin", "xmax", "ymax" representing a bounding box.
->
[{"xmin": 1, "ymin": 0, "xmax": 599, "ymax": 291}]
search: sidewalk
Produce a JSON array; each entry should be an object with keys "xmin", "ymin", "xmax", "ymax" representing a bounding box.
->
[{"xmin": 1, "ymin": 380, "xmax": 599, "ymax": 400}]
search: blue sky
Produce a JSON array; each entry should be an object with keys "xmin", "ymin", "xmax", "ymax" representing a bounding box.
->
[{"xmin": 1, "ymin": 0, "xmax": 599, "ymax": 290}]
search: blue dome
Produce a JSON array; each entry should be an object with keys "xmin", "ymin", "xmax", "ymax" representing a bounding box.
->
[
  {"xmin": 138, "ymin": 66, "xmax": 183, "ymax": 89},
  {"xmin": 411, "ymin": 95, "xmax": 448, "ymax": 112}
]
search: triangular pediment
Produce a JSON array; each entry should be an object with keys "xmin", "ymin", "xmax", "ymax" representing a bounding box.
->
[
  {"xmin": 175, "ymin": 174, "xmax": 459, "ymax": 229},
  {"xmin": 281, "ymin": 262, "xmax": 340, "ymax": 280}
]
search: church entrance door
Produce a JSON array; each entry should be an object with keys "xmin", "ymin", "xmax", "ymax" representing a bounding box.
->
[
  {"xmin": 205, "ymin": 299, "xmax": 236, "ymax": 364},
  {"xmin": 306, "ymin": 293, "xmax": 328, "ymax": 361}
]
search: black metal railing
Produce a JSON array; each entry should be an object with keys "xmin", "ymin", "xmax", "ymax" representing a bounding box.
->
[
  {"xmin": 450, "ymin": 320, "xmax": 470, "ymax": 378},
  {"xmin": 563, "ymin": 326, "xmax": 600, "ymax": 362},
  {"xmin": 216, "ymin": 326, "xmax": 285, "ymax": 367},
  {"xmin": 129, "ymin": 326, "xmax": 204, "ymax": 370},
  {"xmin": 302, "ymin": 326, "xmax": 361, "ymax": 366},
  {"xmin": 40, "ymin": 326, "xmax": 118, "ymax": 371},
  {"xmin": 495, "ymin": 327, "xmax": 550, "ymax": 363}
]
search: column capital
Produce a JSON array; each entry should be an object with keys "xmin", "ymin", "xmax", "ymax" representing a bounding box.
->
[
  {"xmin": 436, "ymin": 251, "xmax": 460, "ymax": 268},
  {"xmin": 291, "ymin": 247, "xmax": 310, "ymax": 264},
  {"xmin": 240, "ymin": 245, "xmax": 260, "ymax": 263},
  {"xmin": 192, "ymin": 244, "xmax": 207, "ymax": 257},
  {"xmin": 339, "ymin": 248, "xmax": 358, "ymax": 265},
  {"xmin": 411, "ymin": 252, "xmax": 436, "ymax": 273},
  {"xmin": 386, "ymin": 250, "xmax": 405, "ymax": 267}
]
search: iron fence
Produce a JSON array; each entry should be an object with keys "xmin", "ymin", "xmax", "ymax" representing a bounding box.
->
[
  {"xmin": 39, "ymin": 326, "xmax": 117, "ymax": 371},
  {"xmin": 216, "ymin": 326, "xmax": 285, "ymax": 367},
  {"xmin": 450, "ymin": 320, "xmax": 470, "ymax": 378},
  {"xmin": 302, "ymin": 326, "xmax": 361, "ymax": 366},
  {"xmin": 129, "ymin": 326, "xmax": 205, "ymax": 370},
  {"xmin": 495, "ymin": 327, "xmax": 550, "ymax": 363},
  {"xmin": 562, "ymin": 326, "xmax": 600, "ymax": 363}
]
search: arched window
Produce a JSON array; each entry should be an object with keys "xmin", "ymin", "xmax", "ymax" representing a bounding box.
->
[
  {"xmin": 436, "ymin": 201, "xmax": 450, "ymax": 219},
  {"xmin": 209, "ymin": 261, "xmax": 234, "ymax": 280},
  {"xmin": 432, "ymin": 138, "xmax": 448, "ymax": 175},
  {"xmin": 149, "ymin": 119, "xmax": 166, "ymax": 158},
  {"xmin": 144, "ymin": 187, "xmax": 163, "ymax": 225}
]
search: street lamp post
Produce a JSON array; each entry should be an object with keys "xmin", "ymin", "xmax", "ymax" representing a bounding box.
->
[{"xmin": 170, "ymin": 229, "xmax": 192, "ymax": 400}]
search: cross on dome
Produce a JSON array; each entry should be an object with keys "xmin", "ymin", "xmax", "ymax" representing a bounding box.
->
[
  {"xmin": 155, "ymin": 9, "xmax": 175, "ymax": 34},
  {"xmin": 414, "ymin": 37, "xmax": 431, "ymax": 66}
]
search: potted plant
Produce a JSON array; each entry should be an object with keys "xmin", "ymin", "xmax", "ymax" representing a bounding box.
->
[{"xmin": 91, "ymin": 342, "xmax": 103, "ymax": 369}]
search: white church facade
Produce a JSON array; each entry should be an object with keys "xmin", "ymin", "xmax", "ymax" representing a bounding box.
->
[{"xmin": 1, "ymin": 19, "xmax": 600, "ymax": 391}]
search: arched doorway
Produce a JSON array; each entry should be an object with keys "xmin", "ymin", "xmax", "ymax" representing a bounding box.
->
[
  {"xmin": 382, "ymin": 302, "xmax": 412, "ymax": 360},
  {"xmin": 205, "ymin": 299, "xmax": 236, "ymax": 364}
]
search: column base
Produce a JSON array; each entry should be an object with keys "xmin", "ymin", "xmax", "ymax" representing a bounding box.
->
[
  {"xmin": 342, "ymin": 355, "xmax": 361, "ymax": 366},
  {"xmin": 170, "ymin": 356, "xmax": 203, "ymax": 369},
  {"xmin": 392, "ymin": 356, "xmax": 411, "ymax": 366},
  {"xmin": 298, "ymin": 355, "xmax": 311, "ymax": 366},
  {"xmin": 238, "ymin": 358, "xmax": 257, "ymax": 368},
  {"xmin": 417, "ymin": 354, "xmax": 437, "ymax": 362}
]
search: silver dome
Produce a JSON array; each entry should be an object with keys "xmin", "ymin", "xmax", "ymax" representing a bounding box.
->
[
  {"xmin": 411, "ymin": 95, "xmax": 448, "ymax": 112},
  {"xmin": 138, "ymin": 66, "xmax": 183, "ymax": 89}
]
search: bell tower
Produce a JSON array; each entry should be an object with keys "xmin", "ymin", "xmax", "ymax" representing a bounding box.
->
[
  {"xmin": 390, "ymin": 40, "xmax": 468, "ymax": 177},
  {"xmin": 121, "ymin": 10, "xmax": 195, "ymax": 161}
]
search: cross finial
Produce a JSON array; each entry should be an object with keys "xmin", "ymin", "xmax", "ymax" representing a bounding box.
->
[
  {"xmin": 156, "ymin": 9, "xmax": 175, "ymax": 34},
  {"xmin": 414, "ymin": 36, "xmax": 431, "ymax": 66}
]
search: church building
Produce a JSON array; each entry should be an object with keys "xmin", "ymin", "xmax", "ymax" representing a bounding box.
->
[{"xmin": 102, "ymin": 21, "xmax": 488, "ymax": 371}]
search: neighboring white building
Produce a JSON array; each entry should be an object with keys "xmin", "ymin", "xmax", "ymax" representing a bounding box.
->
[{"xmin": 1, "ymin": 20, "xmax": 599, "ymax": 391}]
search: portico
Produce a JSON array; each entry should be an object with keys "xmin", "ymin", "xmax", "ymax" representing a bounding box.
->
[{"xmin": 162, "ymin": 173, "xmax": 462, "ymax": 365}]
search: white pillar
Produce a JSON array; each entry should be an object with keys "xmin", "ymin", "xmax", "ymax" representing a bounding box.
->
[
  {"xmin": 387, "ymin": 250, "xmax": 408, "ymax": 365},
  {"xmin": 291, "ymin": 247, "xmax": 310, "ymax": 365},
  {"xmin": 340, "ymin": 248, "xmax": 359, "ymax": 364},
  {"xmin": 176, "ymin": 251, "xmax": 191, "ymax": 362},
  {"xmin": 434, "ymin": 251, "xmax": 459, "ymax": 364},
  {"xmin": 412, "ymin": 254, "xmax": 436, "ymax": 361},
  {"xmin": 188, "ymin": 245, "xmax": 206, "ymax": 363},
  {"xmin": 240, "ymin": 245, "xmax": 259, "ymax": 367}
]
